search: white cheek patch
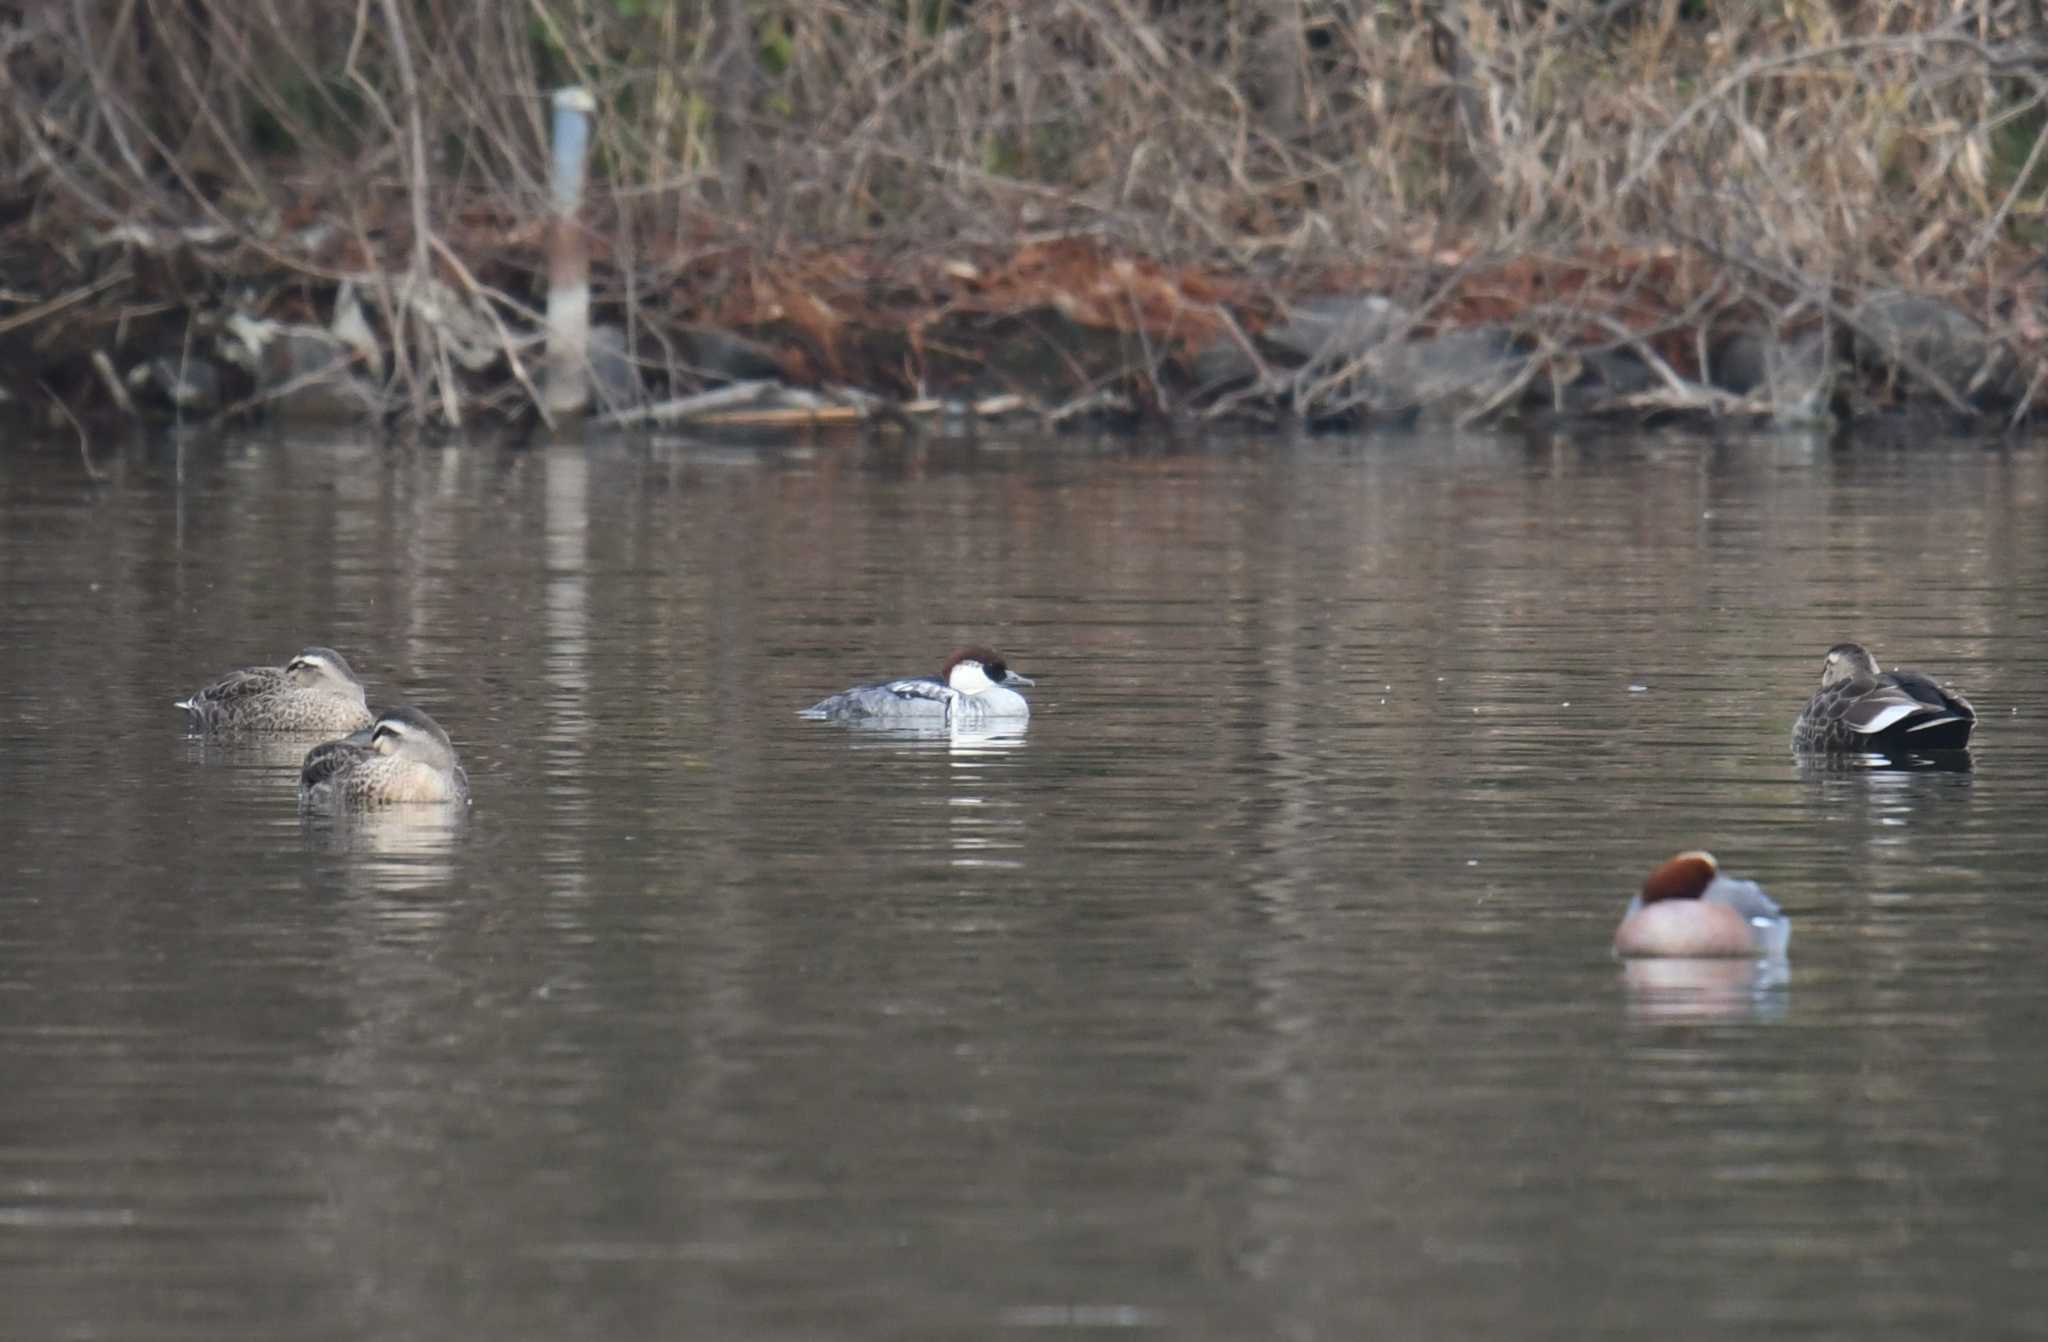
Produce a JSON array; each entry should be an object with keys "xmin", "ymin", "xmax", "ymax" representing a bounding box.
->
[
  {"xmin": 950, "ymin": 662, "xmax": 994, "ymax": 694},
  {"xmin": 1853, "ymin": 703, "xmax": 1920, "ymax": 734}
]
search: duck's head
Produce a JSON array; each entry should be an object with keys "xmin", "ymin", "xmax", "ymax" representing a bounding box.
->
[
  {"xmin": 1638, "ymin": 850, "xmax": 1719, "ymax": 904},
  {"xmin": 943, "ymin": 646, "xmax": 1034, "ymax": 695},
  {"xmin": 287, "ymin": 646, "xmax": 365, "ymax": 693},
  {"xmin": 365, "ymin": 705, "xmax": 460, "ymax": 769},
  {"xmin": 1818, "ymin": 642, "xmax": 1881, "ymax": 687}
]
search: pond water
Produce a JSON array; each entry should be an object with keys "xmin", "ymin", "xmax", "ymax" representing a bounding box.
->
[{"xmin": 3, "ymin": 425, "xmax": 2047, "ymax": 1340}]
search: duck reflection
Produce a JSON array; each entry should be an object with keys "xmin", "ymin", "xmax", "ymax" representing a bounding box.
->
[
  {"xmin": 833, "ymin": 720, "xmax": 1031, "ymax": 756},
  {"xmin": 181, "ymin": 733, "xmax": 327, "ymax": 773},
  {"xmin": 300, "ymin": 804, "xmax": 468, "ymax": 891},
  {"xmin": 1795, "ymin": 749, "xmax": 1973, "ymax": 776},
  {"xmin": 1621, "ymin": 957, "xmax": 1790, "ymax": 1023},
  {"xmin": 824, "ymin": 720, "xmax": 1032, "ymax": 869},
  {"xmin": 943, "ymin": 729, "xmax": 1030, "ymax": 870}
]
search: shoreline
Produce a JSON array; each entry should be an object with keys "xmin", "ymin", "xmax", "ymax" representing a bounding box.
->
[
  {"xmin": 4, "ymin": 223, "xmax": 2036, "ymax": 437},
  {"xmin": 5, "ymin": 5, "xmax": 2045, "ymax": 437}
]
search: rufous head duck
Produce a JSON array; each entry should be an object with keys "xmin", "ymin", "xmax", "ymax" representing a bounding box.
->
[{"xmin": 1613, "ymin": 850, "xmax": 1789, "ymax": 960}]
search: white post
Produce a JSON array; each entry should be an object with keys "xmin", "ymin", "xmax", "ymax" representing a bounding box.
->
[{"xmin": 543, "ymin": 86, "xmax": 596, "ymax": 419}]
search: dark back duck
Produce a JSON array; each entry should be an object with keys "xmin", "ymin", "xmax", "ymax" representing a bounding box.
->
[{"xmin": 1791, "ymin": 642, "xmax": 1974, "ymax": 754}]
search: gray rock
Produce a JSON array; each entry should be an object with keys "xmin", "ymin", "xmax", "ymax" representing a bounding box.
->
[
  {"xmin": 217, "ymin": 314, "xmax": 386, "ymax": 422},
  {"xmin": 680, "ymin": 326, "xmax": 785, "ymax": 382},
  {"xmin": 1264, "ymin": 293, "xmax": 1409, "ymax": 365},
  {"xmin": 266, "ymin": 330, "xmax": 387, "ymax": 422},
  {"xmin": 1850, "ymin": 289, "xmax": 2018, "ymax": 406},
  {"xmin": 1188, "ymin": 333, "xmax": 1260, "ymax": 390},
  {"xmin": 1708, "ymin": 330, "xmax": 1769, "ymax": 395},
  {"xmin": 146, "ymin": 355, "xmax": 222, "ymax": 410},
  {"xmin": 1710, "ymin": 326, "xmax": 1835, "ymax": 425},
  {"xmin": 1357, "ymin": 326, "xmax": 1526, "ymax": 419},
  {"xmin": 587, "ymin": 324, "xmax": 642, "ymax": 412},
  {"xmin": 1554, "ymin": 348, "xmax": 1660, "ymax": 410},
  {"xmin": 1762, "ymin": 330, "xmax": 1835, "ymax": 426}
]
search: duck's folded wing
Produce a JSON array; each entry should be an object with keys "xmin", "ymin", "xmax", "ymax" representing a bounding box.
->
[
  {"xmin": 1704, "ymin": 876, "xmax": 1782, "ymax": 921},
  {"xmin": 300, "ymin": 739, "xmax": 371, "ymax": 790},
  {"xmin": 799, "ymin": 675, "xmax": 957, "ymax": 719},
  {"xmin": 1704, "ymin": 877, "xmax": 1790, "ymax": 956},
  {"xmin": 1883, "ymin": 668, "xmax": 1975, "ymax": 723},
  {"xmin": 1842, "ymin": 683, "xmax": 1945, "ymax": 735},
  {"xmin": 878, "ymin": 676, "xmax": 958, "ymax": 706},
  {"xmin": 181, "ymin": 666, "xmax": 281, "ymax": 709}
]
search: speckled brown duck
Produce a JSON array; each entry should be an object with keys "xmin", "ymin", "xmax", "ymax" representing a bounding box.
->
[
  {"xmin": 299, "ymin": 706, "xmax": 471, "ymax": 808},
  {"xmin": 1791, "ymin": 642, "xmax": 1974, "ymax": 754},
  {"xmin": 176, "ymin": 646, "xmax": 375, "ymax": 735}
]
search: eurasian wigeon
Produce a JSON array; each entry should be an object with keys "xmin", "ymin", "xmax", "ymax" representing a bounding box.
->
[{"xmin": 1613, "ymin": 851, "xmax": 1789, "ymax": 959}]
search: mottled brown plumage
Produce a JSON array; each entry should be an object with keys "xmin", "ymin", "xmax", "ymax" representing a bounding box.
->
[
  {"xmin": 300, "ymin": 706, "xmax": 470, "ymax": 808},
  {"xmin": 177, "ymin": 646, "xmax": 374, "ymax": 734}
]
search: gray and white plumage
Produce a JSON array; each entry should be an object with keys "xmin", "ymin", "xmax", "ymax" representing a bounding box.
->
[
  {"xmin": 799, "ymin": 646, "xmax": 1034, "ymax": 725},
  {"xmin": 1791, "ymin": 642, "xmax": 1974, "ymax": 754},
  {"xmin": 299, "ymin": 705, "xmax": 470, "ymax": 808},
  {"xmin": 176, "ymin": 646, "xmax": 375, "ymax": 735}
]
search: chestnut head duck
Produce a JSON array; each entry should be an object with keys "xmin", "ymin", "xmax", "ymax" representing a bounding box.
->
[
  {"xmin": 1613, "ymin": 851, "xmax": 1789, "ymax": 960},
  {"xmin": 1792, "ymin": 642, "xmax": 1973, "ymax": 754}
]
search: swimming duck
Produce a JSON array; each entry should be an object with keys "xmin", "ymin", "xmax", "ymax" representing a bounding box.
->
[
  {"xmin": 176, "ymin": 646, "xmax": 375, "ymax": 734},
  {"xmin": 299, "ymin": 706, "xmax": 470, "ymax": 807},
  {"xmin": 1791, "ymin": 642, "xmax": 1974, "ymax": 753},
  {"xmin": 1613, "ymin": 851, "xmax": 1790, "ymax": 959},
  {"xmin": 800, "ymin": 646, "xmax": 1035, "ymax": 725}
]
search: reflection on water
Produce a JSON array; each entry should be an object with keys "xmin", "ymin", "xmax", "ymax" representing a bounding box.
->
[
  {"xmin": 1621, "ymin": 956, "xmax": 1791, "ymax": 1024},
  {"xmin": 826, "ymin": 721, "xmax": 1031, "ymax": 751},
  {"xmin": 299, "ymin": 807, "xmax": 469, "ymax": 889},
  {"xmin": 1795, "ymin": 748, "xmax": 1976, "ymax": 773},
  {"xmin": 4, "ymin": 429, "xmax": 2048, "ymax": 1340},
  {"xmin": 178, "ymin": 731, "xmax": 323, "ymax": 772}
]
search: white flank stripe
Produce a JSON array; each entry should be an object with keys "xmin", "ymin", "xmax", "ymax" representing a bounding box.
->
[{"xmin": 1852, "ymin": 703, "xmax": 1920, "ymax": 733}]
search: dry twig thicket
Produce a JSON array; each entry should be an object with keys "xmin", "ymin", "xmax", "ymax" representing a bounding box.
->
[{"xmin": 4, "ymin": 1, "xmax": 2048, "ymax": 426}]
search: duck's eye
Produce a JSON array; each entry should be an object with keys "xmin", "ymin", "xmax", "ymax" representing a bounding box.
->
[{"xmin": 987, "ymin": 661, "xmax": 1006, "ymax": 681}]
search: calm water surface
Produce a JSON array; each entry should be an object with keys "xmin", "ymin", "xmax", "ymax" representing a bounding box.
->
[{"xmin": 3, "ymin": 428, "xmax": 2047, "ymax": 1340}]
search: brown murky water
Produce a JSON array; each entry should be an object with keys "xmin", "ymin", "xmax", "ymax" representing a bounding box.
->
[{"xmin": 3, "ymin": 427, "xmax": 2046, "ymax": 1340}]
